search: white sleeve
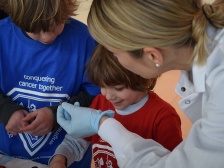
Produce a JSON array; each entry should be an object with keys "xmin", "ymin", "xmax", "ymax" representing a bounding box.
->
[
  {"xmin": 98, "ymin": 118, "xmax": 224, "ymax": 168},
  {"xmin": 49, "ymin": 134, "xmax": 90, "ymax": 166}
]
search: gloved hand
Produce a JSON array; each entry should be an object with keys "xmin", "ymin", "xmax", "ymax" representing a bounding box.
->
[{"xmin": 57, "ymin": 102, "xmax": 114, "ymax": 138}]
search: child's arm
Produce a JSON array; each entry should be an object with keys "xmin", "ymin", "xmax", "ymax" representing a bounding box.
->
[
  {"xmin": 49, "ymin": 154, "xmax": 67, "ymax": 168},
  {"xmin": 0, "ymin": 89, "xmax": 26, "ymax": 127},
  {"xmin": 49, "ymin": 134, "xmax": 91, "ymax": 167}
]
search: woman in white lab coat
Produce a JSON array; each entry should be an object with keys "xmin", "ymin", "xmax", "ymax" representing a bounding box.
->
[{"xmin": 57, "ymin": 0, "xmax": 224, "ymax": 167}]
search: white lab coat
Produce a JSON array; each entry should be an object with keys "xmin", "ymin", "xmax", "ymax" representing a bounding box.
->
[{"xmin": 98, "ymin": 26, "xmax": 224, "ymax": 168}]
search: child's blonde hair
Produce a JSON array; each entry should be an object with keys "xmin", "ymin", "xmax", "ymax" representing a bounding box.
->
[{"xmin": 0, "ymin": 0, "xmax": 78, "ymax": 33}]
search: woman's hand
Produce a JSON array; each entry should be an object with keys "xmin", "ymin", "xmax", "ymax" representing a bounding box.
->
[
  {"xmin": 57, "ymin": 102, "xmax": 114, "ymax": 138},
  {"xmin": 5, "ymin": 109, "xmax": 29, "ymax": 135}
]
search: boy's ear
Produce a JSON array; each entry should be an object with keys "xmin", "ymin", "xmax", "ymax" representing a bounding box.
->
[{"xmin": 143, "ymin": 47, "xmax": 163, "ymax": 66}]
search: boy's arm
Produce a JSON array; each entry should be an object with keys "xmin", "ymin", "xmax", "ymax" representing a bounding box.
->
[
  {"xmin": 48, "ymin": 89, "xmax": 96, "ymax": 130},
  {"xmin": 0, "ymin": 89, "xmax": 26, "ymax": 126},
  {"xmin": 49, "ymin": 134, "xmax": 90, "ymax": 167}
]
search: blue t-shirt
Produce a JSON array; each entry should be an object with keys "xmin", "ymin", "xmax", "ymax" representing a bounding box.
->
[{"xmin": 0, "ymin": 17, "xmax": 99, "ymax": 164}]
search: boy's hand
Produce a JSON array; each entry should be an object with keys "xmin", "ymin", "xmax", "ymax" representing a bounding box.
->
[
  {"xmin": 57, "ymin": 102, "xmax": 114, "ymax": 138},
  {"xmin": 20, "ymin": 107, "xmax": 54, "ymax": 136},
  {"xmin": 50, "ymin": 154, "xmax": 67, "ymax": 168},
  {"xmin": 5, "ymin": 109, "xmax": 29, "ymax": 135}
]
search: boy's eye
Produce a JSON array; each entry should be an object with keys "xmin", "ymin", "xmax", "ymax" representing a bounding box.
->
[{"xmin": 114, "ymin": 86, "xmax": 125, "ymax": 91}]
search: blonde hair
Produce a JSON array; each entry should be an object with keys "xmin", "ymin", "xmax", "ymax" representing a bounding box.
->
[
  {"xmin": 0, "ymin": 0, "xmax": 79, "ymax": 33},
  {"xmin": 88, "ymin": 0, "xmax": 224, "ymax": 65}
]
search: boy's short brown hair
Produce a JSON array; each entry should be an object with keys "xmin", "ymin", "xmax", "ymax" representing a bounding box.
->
[
  {"xmin": 0, "ymin": 0, "xmax": 78, "ymax": 33},
  {"xmin": 87, "ymin": 44, "xmax": 158, "ymax": 92}
]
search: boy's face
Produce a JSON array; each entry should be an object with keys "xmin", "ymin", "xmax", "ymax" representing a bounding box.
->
[
  {"xmin": 26, "ymin": 23, "xmax": 65, "ymax": 44},
  {"xmin": 101, "ymin": 85, "xmax": 147, "ymax": 110}
]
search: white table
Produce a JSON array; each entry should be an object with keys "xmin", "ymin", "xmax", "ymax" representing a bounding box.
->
[{"xmin": 0, "ymin": 154, "xmax": 49, "ymax": 168}]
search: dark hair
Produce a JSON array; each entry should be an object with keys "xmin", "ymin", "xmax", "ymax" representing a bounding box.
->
[{"xmin": 87, "ymin": 44, "xmax": 158, "ymax": 92}]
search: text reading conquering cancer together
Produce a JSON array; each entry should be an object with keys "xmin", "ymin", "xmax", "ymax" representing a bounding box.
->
[{"xmin": 18, "ymin": 75, "xmax": 63, "ymax": 92}]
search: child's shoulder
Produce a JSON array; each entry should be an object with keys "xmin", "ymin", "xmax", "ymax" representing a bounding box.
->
[
  {"xmin": 0, "ymin": 16, "xmax": 11, "ymax": 26},
  {"xmin": 67, "ymin": 17, "xmax": 88, "ymax": 30},
  {"xmin": 63, "ymin": 17, "xmax": 91, "ymax": 38},
  {"xmin": 0, "ymin": 17, "xmax": 14, "ymax": 36},
  {"xmin": 148, "ymin": 92, "xmax": 176, "ymax": 110},
  {"xmin": 93, "ymin": 94, "xmax": 107, "ymax": 103},
  {"xmin": 149, "ymin": 91, "xmax": 168, "ymax": 103}
]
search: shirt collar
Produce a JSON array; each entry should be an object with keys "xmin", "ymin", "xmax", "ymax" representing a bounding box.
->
[{"xmin": 115, "ymin": 95, "xmax": 149, "ymax": 115}]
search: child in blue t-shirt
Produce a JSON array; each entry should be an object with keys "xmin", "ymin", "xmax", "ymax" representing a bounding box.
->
[{"xmin": 0, "ymin": 0, "xmax": 99, "ymax": 167}]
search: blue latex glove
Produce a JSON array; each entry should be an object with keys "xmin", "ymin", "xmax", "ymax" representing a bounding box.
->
[
  {"xmin": 62, "ymin": 102, "xmax": 81, "ymax": 120},
  {"xmin": 57, "ymin": 102, "xmax": 114, "ymax": 138}
]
